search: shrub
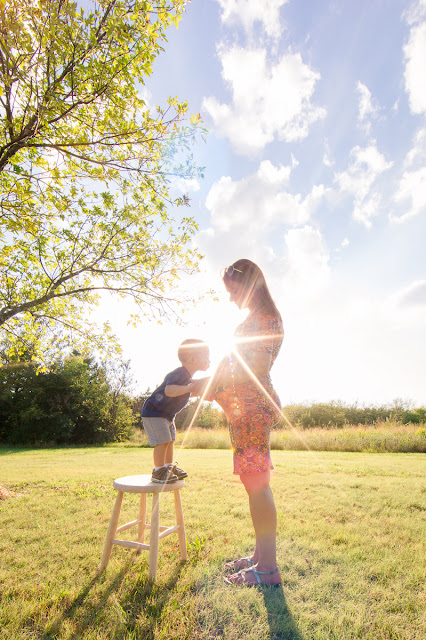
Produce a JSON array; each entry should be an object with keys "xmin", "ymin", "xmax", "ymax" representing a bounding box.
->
[
  {"xmin": 404, "ymin": 408, "xmax": 426, "ymax": 424},
  {"xmin": 0, "ymin": 356, "xmax": 135, "ymax": 445},
  {"xmin": 276, "ymin": 401, "xmax": 426, "ymax": 429}
]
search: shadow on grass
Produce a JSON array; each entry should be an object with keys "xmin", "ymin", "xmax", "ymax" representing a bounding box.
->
[
  {"xmin": 37, "ymin": 556, "xmax": 185, "ymax": 640},
  {"xmin": 37, "ymin": 559, "xmax": 133, "ymax": 639},
  {"xmin": 262, "ymin": 585, "xmax": 304, "ymax": 640},
  {"xmin": 192, "ymin": 567, "xmax": 305, "ymax": 640},
  {"xmin": 0, "ymin": 446, "xmax": 33, "ymax": 455},
  {"xmin": 110, "ymin": 560, "xmax": 186, "ymax": 639}
]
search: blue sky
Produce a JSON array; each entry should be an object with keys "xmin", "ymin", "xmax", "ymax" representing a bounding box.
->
[{"xmin": 100, "ymin": 0, "xmax": 426, "ymax": 406}]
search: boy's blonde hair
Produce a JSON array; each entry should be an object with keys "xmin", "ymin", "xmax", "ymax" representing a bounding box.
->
[{"xmin": 178, "ymin": 339, "xmax": 209, "ymax": 364}]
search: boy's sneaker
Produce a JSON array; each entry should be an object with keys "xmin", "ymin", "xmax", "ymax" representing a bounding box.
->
[
  {"xmin": 151, "ymin": 466, "xmax": 178, "ymax": 484},
  {"xmin": 168, "ymin": 463, "xmax": 188, "ymax": 480}
]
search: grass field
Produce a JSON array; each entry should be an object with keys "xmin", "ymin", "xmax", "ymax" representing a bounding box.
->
[{"xmin": 0, "ymin": 446, "xmax": 425, "ymax": 639}]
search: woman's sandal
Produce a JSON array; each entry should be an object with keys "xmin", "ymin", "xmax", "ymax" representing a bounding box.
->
[
  {"xmin": 223, "ymin": 557, "xmax": 254, "ymax": 571},
  {"xmin": 224, "ymin": 566, "xmax": 281, "ymax": 587}
]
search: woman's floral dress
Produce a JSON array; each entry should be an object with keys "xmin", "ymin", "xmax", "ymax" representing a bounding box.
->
[{"xmin": 212, "ymin": 309, "xmax": 283, "ymax": 475}]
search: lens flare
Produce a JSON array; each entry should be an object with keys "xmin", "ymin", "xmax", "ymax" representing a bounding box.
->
[
  {"xmin": 173, "ymin": 330, "xmax": 354, "ymax": 507},
  {"xmin": 174, "ymin": 330, "xmax": 307, "ymax": 456}
]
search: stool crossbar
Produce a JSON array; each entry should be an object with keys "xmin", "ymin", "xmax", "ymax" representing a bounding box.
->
[{"xmin": 100, "ymin": 474, "xmax": 187, "ymax": 580}]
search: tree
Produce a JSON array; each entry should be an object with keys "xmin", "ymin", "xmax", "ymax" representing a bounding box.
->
[
  {"xmin": 0, "ymin": 0, "xmax": 206, "ymax": 363},
  {"xmin": 0, "ymin": 354, "xmax": 136, "ymax": 444}
]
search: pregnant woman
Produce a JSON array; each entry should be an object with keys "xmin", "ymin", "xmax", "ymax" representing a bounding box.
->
[{"xmin": 196, "ymin": 259, "xmax": 284, "ymax": 586}]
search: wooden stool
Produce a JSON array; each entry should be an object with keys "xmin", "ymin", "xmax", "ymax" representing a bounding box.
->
[{"xmin": 100, "ymin": 474, "xmax": 187, "ymax": 580}]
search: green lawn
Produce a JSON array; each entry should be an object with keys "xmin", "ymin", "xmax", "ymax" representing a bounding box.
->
[{"xmin": 0, "ymin": 446, "xmax": 425, "ymax": 639}]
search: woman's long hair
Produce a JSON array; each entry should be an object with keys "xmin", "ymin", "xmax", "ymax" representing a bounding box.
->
[{"xmin": 222, "ymin": 259, "xmax": 282, "ymax": 321}]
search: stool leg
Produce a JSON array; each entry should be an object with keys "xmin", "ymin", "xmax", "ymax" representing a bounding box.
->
[
  {"xmin": 174, "ymin": 489, "xmax": 187, "ymax": 562},
  {"xmin": 100, "ymin": 491, "xmax": 123, "ymax": 571},
  {"xmin": 148, "ymin": 493, "xmax": 160, "ymax": 580},
  {"xmin": 138, "ymin": 493, "xmax": 147, "ymax": 545}
]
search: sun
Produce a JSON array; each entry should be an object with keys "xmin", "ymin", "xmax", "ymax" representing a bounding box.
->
[
  {"xmin": 203, "ymin": 317, "xmax": 236, "ymax": 372},
  {"xmin": 189, "ymin": 298, "xmax": 242, "ymax": 375}
]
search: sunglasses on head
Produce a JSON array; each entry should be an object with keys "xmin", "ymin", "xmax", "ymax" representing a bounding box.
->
[{"xmin": 221, "ymin": 265, "xmax": 243, "ymax": 278}]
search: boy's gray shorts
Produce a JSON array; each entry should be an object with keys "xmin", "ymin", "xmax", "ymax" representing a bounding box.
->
[{"xmin": 142, "ymin": 417, "xmax": 176, "ymax": 445}]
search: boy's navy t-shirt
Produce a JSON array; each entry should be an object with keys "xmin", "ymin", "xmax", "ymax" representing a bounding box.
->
[{"xmin": 142, "ymin": 366, "xmax": 192, "ymax": 421}]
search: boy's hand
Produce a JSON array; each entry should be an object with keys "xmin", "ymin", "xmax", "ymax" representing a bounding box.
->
[
  {"xmin": 187, "ymin": 381, "xmax": 201, "ymax": 396},
  {"xmin": 187, "ymin": 381, "xmax": 196, "ymax": 395},
  {"xmin": 188, "ymin": 377, "xmax": 210, "ymax": 397}
]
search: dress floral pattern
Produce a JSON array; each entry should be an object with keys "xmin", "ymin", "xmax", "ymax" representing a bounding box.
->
[{"xmin": 213, "ymin": 310, "xmax": 283, "ymax": 475}]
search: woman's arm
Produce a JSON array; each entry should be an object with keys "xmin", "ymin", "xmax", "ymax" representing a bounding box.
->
[{"xmin": 190, "ymin": 349, "xmax": 273, "ymax": 398}]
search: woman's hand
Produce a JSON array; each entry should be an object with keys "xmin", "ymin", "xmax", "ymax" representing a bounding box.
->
[
  {"xmin": 217, "ymin": 351, "xmax": 272, "ymax": 387},
  {"xmin": 244, "ymin": 351, "xmax": 272, "ymax": 378}
]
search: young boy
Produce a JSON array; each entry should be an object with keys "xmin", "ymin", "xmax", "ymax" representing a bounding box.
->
[{"xmin": 141, "ymin": 339, "xmax": 210, "ymax": 484}]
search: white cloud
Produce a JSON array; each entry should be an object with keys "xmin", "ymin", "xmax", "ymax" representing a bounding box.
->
[
  {"xmin": 173, "ymin": 177, "xmax": 200, "ymax": 194},
  {"xmin": 352, "ymin": 192, "xmax": 382, "ymax": 227},
  {"xmin": 404, "ymin": 126, "xmax": 426, "ymax": 167},
  {"xmin": 136, "ymin": 86, "xmax": 152, "ymax": 108},
  {"xmin": 217, "ymin": 0, "xmax": 288, "ymax": 39},
  {"xmin": 357, "ymin": 81, "xmax": 379, "ymax": 134},
  {"xmin": 404, "ymin": 0, "xmax": 426, "ymax": 26},
  {"xmin": 282, "ymin": 225, "xmax": 330, "ymax": 293},
  {"xmin": 394, "ymin": 280, "xmax": 426, "ymax": 307},
  {"xmin": 334, "ymin": 144, "xmax": 393, "ymax": 227},
  {"xmin": 196, "ymin": 162, "xmax": 331, "ymax": 312},
  {"xmin": 322, "ymin": 138, "xmax": 335, "ymax": 168},
  {"xmin": 203, "ymin": 46, "xmax": 326, "ymax": 155},
  {"xmin": 203, "ymin": 161, "xmax": 325, "ymax": 238},
  {"xmin": 272, "ymin": 280, "xmax": 426, "ymax": 405},
  {"xmin": 403, "ymin": 6, "xmax": 426, "ymax": 114},
  {"xmin": 257, "ymin": 159, "xmax": 292, "ymax": 184},
  {"xmin": 390, "ymin": 125, "xmax": 426, "ymax": 223},
  {"xmin": 335, "ymin": 237, "xmax": 350, "ymax": 253},
  {"xmin": 392, "ymin": 166, "xmax": 426, "ymax": 222}
]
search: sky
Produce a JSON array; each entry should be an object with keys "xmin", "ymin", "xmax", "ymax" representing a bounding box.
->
[{"xmin": 99, "ymin": 0, "xmax": 426, "ymax": 407}]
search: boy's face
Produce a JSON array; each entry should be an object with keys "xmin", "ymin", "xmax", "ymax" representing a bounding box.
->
[{"xmin": 193, "ymin": 349, "xmax": 210, "ymax": 371}]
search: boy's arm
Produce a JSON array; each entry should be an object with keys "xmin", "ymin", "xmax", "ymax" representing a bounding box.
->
[{"xmin": 164, "ymin": 383, "xmax": 193, "ymax": 398}]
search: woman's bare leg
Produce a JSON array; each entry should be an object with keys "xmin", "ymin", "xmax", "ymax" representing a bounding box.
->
[
  {"xmin": 227, "ymin": 483, "xmax": 281, "ymax": 585},
  {"xmin": 248, "ymin": 484, "xmax": 278, "ymax": 569}
]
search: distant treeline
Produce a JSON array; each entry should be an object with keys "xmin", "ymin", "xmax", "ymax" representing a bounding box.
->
[
  {"xmin": 1, "ymin": 359, "xmax": 425, "ymax": 446},
  {"xmin": 276, "ymin": 401, "xmax": 426, "ymax": 429},
  {"xmin": 132, "ymin": 395, "xmax": 426, "ymax": 432}
]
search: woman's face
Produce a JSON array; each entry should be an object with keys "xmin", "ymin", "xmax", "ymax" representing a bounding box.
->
[{"xmin": 225, "ymin": 280, "xmax": 247, "ymax": 309}]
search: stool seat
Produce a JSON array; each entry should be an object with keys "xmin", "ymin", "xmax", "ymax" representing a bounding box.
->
[
  {"xmin": 113, "ymin": 474, "xmax": 185, "ymax": 493},
  {"xmin": 100, "ymin": 474, "xmax": 187, "ymax": 580}
]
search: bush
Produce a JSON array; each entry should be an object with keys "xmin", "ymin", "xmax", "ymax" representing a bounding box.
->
[
  {"xmin": 194, "ymin": 402, "xmax": 227, "ymax": 430},
  {"xmin": 403, "ymin": 408, "xmax": 426, "ymax": 424},
  {"xmin": 275, "ymin": 401, "xmax": 426, "ymax": 429},
  {"xmin": 281, "ymin": 402, "xmax": 347, "ymax": 429},
  {"xmin": 172, "ymin": 400, "xmax": 228, "ymax": 431},
  {"xmin": 0, "ymin": 356, "xmax": 135, "ymax": 445}
]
